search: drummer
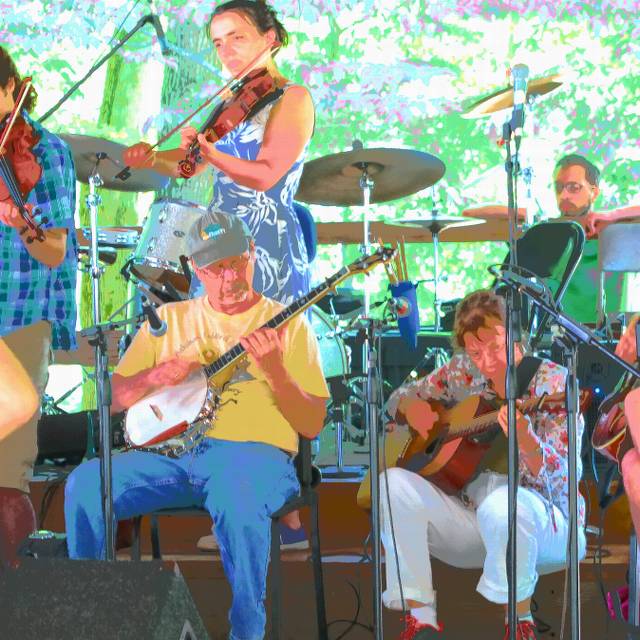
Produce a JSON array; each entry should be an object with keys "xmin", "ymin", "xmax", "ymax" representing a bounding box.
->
[
  {"xmin": 123, "ymin": 0, "xmax": 315, "ymax": 549},
  {"xmin": 123, "ymin": 0, "xmax": 314, "ymax": 306},
  {"xmin": 464, "ymin": 154, "xmax": 640, "ymax": 325}
]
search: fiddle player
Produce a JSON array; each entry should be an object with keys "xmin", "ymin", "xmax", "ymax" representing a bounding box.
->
[
  {"xmin": 64, "ymin": 211, "xmax": 329, "ymax": 640},
  {"xmin": 0, "ymin": 46, "xmax": 78, "ymax": 568},
  {"xmin": 123, "ymin": 0, "xmax": 315, "ymax": 549},
  {"xmin": 381, "ymin": 290, "xmax": 585, "ymax": 640},
  {"xmin": 124, "ymin": 0, "xmax": 314, "ymax": 305},
  {"xmin": 465, "ymin": 154, "xmax": 640, "ymax": 325}
]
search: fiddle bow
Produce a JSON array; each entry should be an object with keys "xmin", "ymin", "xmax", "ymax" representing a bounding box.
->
[
  {"xmin": 0, "ymin": 77, "xmax": 46, "ymax": 243},
  {"xmin": 115, "ymin": 42, "xmax": 281, "ymax": 182}
]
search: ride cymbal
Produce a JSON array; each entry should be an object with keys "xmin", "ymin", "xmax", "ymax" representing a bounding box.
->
[
  {"xmin": 295, "ymin": 147, "xmax": 446, "ymax": 206},
  {"xmin": 59, "ymin": 134, "xmax": 170, "ymax": 192}
]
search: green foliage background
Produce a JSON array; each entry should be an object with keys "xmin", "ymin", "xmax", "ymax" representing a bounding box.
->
[{"xmin": 2, "ymin": 0, "xmax": 639, "ymax": 406}]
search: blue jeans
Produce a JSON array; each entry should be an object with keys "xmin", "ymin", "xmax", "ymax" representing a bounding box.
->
[{"xmin": 64, "ymin": 438, "xmax": 299, "ymax": 640}]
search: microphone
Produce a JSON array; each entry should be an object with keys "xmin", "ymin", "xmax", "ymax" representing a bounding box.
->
[
  {"xmin": 510, "ymin": 63, "xmax": 529, "ymax": 140},
  {"xmin": 389, "ymin": 296, "xmax": 411, "ymax": 317},
  {"xmin": 499, "ymin": 269, "xmax": 546, "ymax": 296},
  {"xmin": 141, "ymin": 295, "xmax": 168, "ymax": 337},
  {"xmin": 147, "ymin": 1, "xmax": 171, "ymax": 56}
]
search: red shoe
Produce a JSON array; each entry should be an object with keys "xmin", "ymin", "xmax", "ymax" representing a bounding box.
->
[
  {"xmin": 399, "ymin": 613, "xmax": 443, "ymax": 639},
  {"xmin": 503, "ymin": 619, "xmax": 538, "ymax": 640}
]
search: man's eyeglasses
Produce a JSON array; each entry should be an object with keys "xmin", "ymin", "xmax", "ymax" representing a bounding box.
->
[
  {"xmin": 555, "ymin": 181, "xmax": 585, "ymax": 195},
  {"xmin": 206, "ymin": 256, "xmax": 250, "ymax": 276}
]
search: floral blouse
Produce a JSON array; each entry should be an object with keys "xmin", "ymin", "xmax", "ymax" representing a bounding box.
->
[{"xmin": 387, "ymin": 352, "xmax": 586, "ymax": 526}]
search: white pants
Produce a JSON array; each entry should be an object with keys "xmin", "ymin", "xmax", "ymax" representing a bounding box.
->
[{"xmin": 380, "ymin": 468, "xmax": 586, "ymax": 610}]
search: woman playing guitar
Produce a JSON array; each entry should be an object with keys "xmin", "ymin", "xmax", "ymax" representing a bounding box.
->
[
  {"xmin": 123, "ymin": 0, "xmax": 315, "ymax": 305},
  {"xmin": 381, "ymin": 290, "xmax": 585, "ymax": 640}
]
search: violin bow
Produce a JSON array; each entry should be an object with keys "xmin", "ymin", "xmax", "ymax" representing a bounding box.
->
[
  {"xmin": 115, "ymin": 41, "xmax": 281, "ymax": 182},
  {"xmin": 0, "ymin": 78, "xmax": 34, "ymax": 154}
]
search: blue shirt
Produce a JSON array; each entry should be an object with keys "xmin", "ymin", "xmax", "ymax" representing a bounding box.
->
[{"xmin": 0, "ymin": 114, "xmax": 78, "ymax": 350}]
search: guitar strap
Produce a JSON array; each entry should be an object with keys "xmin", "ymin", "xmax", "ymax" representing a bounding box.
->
[
  {"xmin": 516, "ymin": 355, "xmax": 544, "ymax": 398},
  {"xmin": 476, "ymin": 355, "xmax": 543, "ymax": 476}
]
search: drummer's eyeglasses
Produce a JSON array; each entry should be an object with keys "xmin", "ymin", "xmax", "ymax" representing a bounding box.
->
[{"xmin": 554, "ymin": 181, "xmax": 584, "ymax": 195}]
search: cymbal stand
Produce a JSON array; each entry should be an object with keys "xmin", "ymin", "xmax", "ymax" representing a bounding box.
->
[
  {"xmin": 359, "ymin": 163, "xmax": 375, "ymax": 318},
  {"xmin": 426, "ymin": 201, "xmax": 452, "ymax": 369},
  {"xmin": 362, "ymin": 317, "xmax": 384, "ymax": 640},
  {"xmin": 85, "ymin": 153, "xmax": 116, "ymax": 561}
]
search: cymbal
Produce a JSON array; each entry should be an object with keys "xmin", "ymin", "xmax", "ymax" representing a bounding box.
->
[
  {"xmin": 316, "ymin": 219, "xmax": 514, "ymax": 244},
  {"xmin": 295, "ymin": 147, "xmax": 446, "ymax": 206},
  {"xmin": 396, "ymin": 215, "xmax": 484, "ymax": 235},
  {"xmin": 59, "ymin": 134, "xmax": 170, "ymax": 192},
  {"xmin": 462, "ymin": 73, "xmax": 564, "ymax": 119}
]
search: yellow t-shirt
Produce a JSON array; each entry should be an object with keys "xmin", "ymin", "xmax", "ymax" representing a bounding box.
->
[{"xmin": 116, "ymin": 295, "xmax": 330, "ymax": 453}]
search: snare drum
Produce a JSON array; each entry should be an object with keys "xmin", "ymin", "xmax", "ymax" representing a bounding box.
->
[
  {"xmin": 310, "ymin": 306, "xmax": 350, "ymax": 379},
  {"xmin": 129, "ymin": 199, "xmax": 206, "ymax": 294}
]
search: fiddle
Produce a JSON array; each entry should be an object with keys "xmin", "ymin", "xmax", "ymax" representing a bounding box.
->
[
  {"xmin": 178, "ymin": 68, "xmax": 281, "ymax": 179},
  {"xmin": 116, "ymin": 42, "xmax": 281, "ymax": 183},
  {"xmin": 0, "ymin": 78, "xmax": 46, "ymax": 243}
]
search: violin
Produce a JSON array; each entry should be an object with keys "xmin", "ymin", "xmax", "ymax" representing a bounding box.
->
[
  {"xmin": 178, "ymin": 68, "xmax": 281, "ymax": 179},
  {"xmin": 115, "ymin": 42, "xmax": 281, "ymax": 184},
  {"xmin": 0, "ymin": 78, "xmax": 46, "ymax": 243}
]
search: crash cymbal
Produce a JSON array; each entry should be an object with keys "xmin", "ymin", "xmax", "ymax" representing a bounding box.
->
[
  {"xmin": 295, "ymin": 147, "xmax": 445, "ymax": 206},
  {"xmin": 396, "ymin": 215, "xmax": 484, "ymax": 235},
  {"xmin": 462, "ymin": 73, "xmax": 564, "ymax": 119},
  {"xmin": 59, "ymin": 134, "xmax": 170, "ymax": 192}
]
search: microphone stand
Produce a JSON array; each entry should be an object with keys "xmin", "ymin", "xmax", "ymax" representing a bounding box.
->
[
  {"xmin": 496, "ymin": 277, "xmax": 640, "ymax": 640},
  {"xmin": 39, "ymin": 13, "xmax": 165, "ymax": 123},
  {"xmin": 503, "ymin": 100, "xmax": 524, "ymax": 640},
  {"xmin": 85, "ymin": 155, "xmax": 116, "ymax": 561}
]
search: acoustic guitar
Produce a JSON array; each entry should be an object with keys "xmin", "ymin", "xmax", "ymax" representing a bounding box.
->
[{"xmin": 357, "ymin": 390, "xmax": 588, "ymax": 510}]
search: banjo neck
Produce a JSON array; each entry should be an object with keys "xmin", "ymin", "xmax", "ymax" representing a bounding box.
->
[{"xmin": 201, "ymin": 246, "xmax": 395, "ymax": 382}]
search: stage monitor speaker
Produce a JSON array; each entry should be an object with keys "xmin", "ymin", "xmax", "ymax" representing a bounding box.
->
[{"xmin": 0, "ymin": 559, "xmax": 210, "ymax": 640}]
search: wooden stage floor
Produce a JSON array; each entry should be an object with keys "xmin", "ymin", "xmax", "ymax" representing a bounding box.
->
[{"xmin": 28, "ymin": 471, "xmax": 639, "ymax": 639}]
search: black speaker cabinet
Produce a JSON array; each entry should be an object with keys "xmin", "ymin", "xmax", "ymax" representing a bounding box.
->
[{"xmin": 0, "ymin": 559, "xmax": 209, "ymax": 640}]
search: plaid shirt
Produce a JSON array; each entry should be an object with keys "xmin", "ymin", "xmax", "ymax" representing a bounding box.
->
[{"xmin": 0, "ymin": 113, "xmax": 78, "ymax": 350}]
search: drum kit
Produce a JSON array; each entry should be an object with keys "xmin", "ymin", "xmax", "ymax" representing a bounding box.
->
[{"xmin": 61, "ymin": 70, "xmax": 566, "ymax": 471}]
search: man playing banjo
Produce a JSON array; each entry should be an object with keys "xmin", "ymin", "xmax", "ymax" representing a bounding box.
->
[{"xmin": 64, "ymin": 210, "xmax": 329, "ymax": 640}]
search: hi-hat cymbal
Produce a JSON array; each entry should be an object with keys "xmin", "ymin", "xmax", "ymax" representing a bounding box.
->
[
  {"xmin": 462, "ymin": 73, "xmax": 564, "ymax": 119},
  {"xmin": 59, "ymin": 134, "xmax": 170, "ymax": 192},
  {"xmin": 295, "ymin": 147, "xmax": 446, "ymax": 206},
  {"xmin": 397, "ymin": 215, "xmax": 484, "ymax": 235}
]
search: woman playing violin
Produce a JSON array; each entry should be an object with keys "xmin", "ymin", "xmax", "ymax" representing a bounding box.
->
[
  {"xmin": 0, "ymin": 46, "xmax": 78, "ymax": 568},
  {"xmin": 124, "ymin": 0, "xmax": 315, "ymax": 305}
]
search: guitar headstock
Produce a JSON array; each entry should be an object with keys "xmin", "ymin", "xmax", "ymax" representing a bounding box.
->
[{"xmin": 347, "ymin": 246, "xmax": 396, "ymax": 276}]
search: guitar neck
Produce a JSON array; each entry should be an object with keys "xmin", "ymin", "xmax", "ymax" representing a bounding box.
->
[{"xmin": 442, "ymin": 392, "xmax": 567, "ymax": 442}]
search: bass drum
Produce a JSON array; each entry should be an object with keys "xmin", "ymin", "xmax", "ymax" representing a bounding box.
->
[
  {"xmin": 309, "ymin": 306, "xmax": 350, "ymax": 380},
  {"xmin": 128, "ymin": 198, "xmax": 207, "ymax": 296}
]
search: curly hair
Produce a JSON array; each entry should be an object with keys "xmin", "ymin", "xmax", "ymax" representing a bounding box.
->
[
  {"xmin": 452, "ymin": 289, "xmax": 505, "ymax": 349},
  {"xmin": 208, "ymin": 0, "xmax": 289, "ymax": 49},
  {"xmin": 0, "ymin": 46, "xmax": 37, "ymax": 113}
]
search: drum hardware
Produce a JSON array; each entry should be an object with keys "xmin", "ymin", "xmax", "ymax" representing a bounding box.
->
[
  {"xmin": 79, "ymin": 226, "xmax": 140, "ymax": 248},
  {"xmin": 59, "ymin": 134, "xmax": 169, "ymax": 192}
]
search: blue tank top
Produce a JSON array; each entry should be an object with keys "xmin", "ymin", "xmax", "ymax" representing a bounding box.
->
[{"xmin": 207, "ymin": 85, "xmax": 310, "ymax": 305}]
